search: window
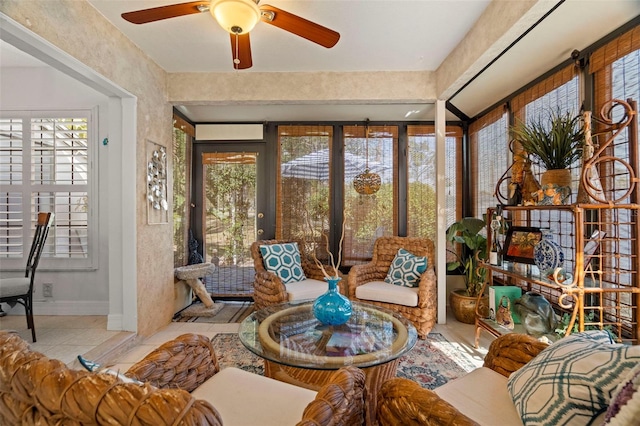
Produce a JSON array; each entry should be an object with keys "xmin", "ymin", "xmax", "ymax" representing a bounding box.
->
[
  {"xmin": 407, "ymin": 125, "xmax": 462, "ymax": 239},
  {"xmin": 343, "ymin": 125, "xmax": 396, "ymax": 266},
  {"xmin": 511, "ymin": 65, "xmax": 582, "ymax": 195},
  {"xmin": 277, "ymin": 125, "xmax": 333, "ymax": 260},
  {"xmin": 276, "ymin": 123, "xmax": 453, "ymax": 266},
  {"xmin": 0, "ymin": 111, "xmax": 95, "ymax": 269},
  {"xmin": 590, "ymin": 26, "xmax": 639, "ymax": 290},
  {"xmin": 470, "ymin": 106, "xmax": 509, "ymax": 218},
  {"xmin": 173, "ymin": 115, "xmax": 193, "ymax": 267}
]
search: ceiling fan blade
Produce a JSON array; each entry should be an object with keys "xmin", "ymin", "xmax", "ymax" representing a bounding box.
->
[
  {"xmin": 121, "ymin": 1, "xmax": 209, "ymax": 24},
  {"xmin": 259, "ymin": 5, "xmax": 340, "ymax": 48},
  {"xmin": 229, "ymin": 33, "xmax": 253, "ymax": 70}
]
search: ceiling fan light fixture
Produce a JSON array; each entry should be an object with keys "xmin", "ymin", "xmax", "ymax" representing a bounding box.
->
[{"xmin": 210, "ymin": 0, "xmax": 260, "ymax": 34}]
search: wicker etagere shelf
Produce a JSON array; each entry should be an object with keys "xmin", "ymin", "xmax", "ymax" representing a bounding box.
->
[{"xmin": 476, "ymin": 98, "xmax": 639, "ymax": 346}]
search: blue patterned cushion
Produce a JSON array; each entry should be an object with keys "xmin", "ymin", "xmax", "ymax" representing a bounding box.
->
[
  {"xmin": 507, "ymin": 330, "xmax": 640, "ymax": 425},
  {"xmin": 260, "ymin": 243, "xmax": 306, "ymax": 284},
  {"xmin": 383, "ymin": 248, "xmax": 427, "ymax": 288}
]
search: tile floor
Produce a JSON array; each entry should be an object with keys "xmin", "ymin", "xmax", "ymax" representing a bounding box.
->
[{"xmin": 1, "ymin": 309, "xmax": 494, "ymax": 372}]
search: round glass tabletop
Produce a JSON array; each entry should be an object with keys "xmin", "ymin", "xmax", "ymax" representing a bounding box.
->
[{"xmin": 239, "ymin": 300, "xmax": 417, "ymax": 369}]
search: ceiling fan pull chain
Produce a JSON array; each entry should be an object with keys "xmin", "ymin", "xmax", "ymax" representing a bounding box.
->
[{"xmin": 234, "ymin": 32, "xmax": 240, "ymax": 68}]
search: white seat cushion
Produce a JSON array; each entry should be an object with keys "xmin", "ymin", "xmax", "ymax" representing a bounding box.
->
[
  {"xmin": 192, "ymin": 367, "xmax": 317, "ymax": 426},
  {"xmin": 0, "ymin": 277, "xmax": 30, "ymax": 298},
  {"xmin": 355, "ymin": 281, "xmax": 419, "ymax": 307},
  {"xmin": 285, "ymin": 278, "xmax": 327, "ymax": 301},
  {"xmin": 435, "ymin": 367, "xmax": 523, "ymax": 426}
]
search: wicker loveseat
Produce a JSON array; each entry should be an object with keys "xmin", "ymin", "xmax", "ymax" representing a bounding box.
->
[
  {"xmin": 376, "ymin": 333, "xmax": 548, "ymax": 426},
  {"xmin": 377, "ymin": 332, "xmax": 640, "ymax": 426},
  {"xmin": 0, "ymin": 331, "xmax": 366, "ymax": 426}
]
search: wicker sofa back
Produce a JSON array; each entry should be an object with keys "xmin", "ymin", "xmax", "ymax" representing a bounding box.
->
[{"xmin": 0, "ymin": 330, "xmax": 222, "ymax": 426}]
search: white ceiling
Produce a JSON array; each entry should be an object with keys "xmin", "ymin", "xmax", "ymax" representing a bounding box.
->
[
  {"xmin": 87, "ymin": 0, "xmax": 492, "ymax": 73},
  {"xmin": 2, "ymin": 1, "xmax": 639, "ymax": 122}
]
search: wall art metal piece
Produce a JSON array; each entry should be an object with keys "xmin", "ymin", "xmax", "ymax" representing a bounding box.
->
[{"xmin": 147, "ymin": 140, "xmax": 168, "ymax": 224}]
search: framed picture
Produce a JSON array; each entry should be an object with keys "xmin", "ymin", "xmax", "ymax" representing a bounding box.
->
[
  {"xmin": 503, "ymin": 226, "xmax": 542, "ymax": 264},
  {"xmin": 584, "ymin": 229, "xmax": 606, "ymax": 268}
]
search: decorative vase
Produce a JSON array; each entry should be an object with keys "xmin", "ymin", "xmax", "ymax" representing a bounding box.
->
[
  {"xmin": 313, "ymin": 277, "xmax": 352, "ymax": 326},
  {"xmin": 541, "ymin": 168, "xmax": 572, "ymax": 188},
  {"xmin": 533, "ymin": 229, "xmax": 564, "ymax": 279}
]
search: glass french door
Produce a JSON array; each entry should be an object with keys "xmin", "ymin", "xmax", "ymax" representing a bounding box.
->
[{"xmin": 193, "ymin": 143, "xmax": 267, "ymax": 299}]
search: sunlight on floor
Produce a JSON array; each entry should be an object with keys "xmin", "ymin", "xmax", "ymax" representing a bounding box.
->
[{"xmin": 0, "ymin": 309, "xmax": 495, "ymax": 371}]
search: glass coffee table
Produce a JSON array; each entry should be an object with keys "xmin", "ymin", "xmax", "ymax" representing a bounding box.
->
[{"xmin": 239, "ymin": 300, "xmax": 417, "ymax": 425}]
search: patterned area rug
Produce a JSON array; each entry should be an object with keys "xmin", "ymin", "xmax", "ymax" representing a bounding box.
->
[{"xmin": 210, "ymin": 332, "xmax": 477, "ymax": 389}]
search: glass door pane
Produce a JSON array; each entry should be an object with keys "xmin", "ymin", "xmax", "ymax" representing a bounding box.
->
[{"xmin": 202, "ymin": 152, "xmax": 257, "ymax": 298}]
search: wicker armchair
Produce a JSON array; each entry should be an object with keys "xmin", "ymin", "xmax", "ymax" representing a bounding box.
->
[
  {"xmin": 347, "ymin": 236, "xmax": 437, "ymax": 338},
  {"xmin": 251, "ymin": 239, "xmax": 331, "ymax": 310},
  {"xmin": 376, "ymin": 333, "xmax": 548, "ymax": 425}
]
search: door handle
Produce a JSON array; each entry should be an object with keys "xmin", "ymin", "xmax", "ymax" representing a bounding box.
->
[{"xmin": 257, "ymin": 229, "xmax": 264, "ymax": 235}]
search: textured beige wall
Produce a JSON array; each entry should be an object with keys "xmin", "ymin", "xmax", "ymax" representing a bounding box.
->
[
  {"xmin": 0, "ymin": 0, "xmax": 174, "ymax": 337},
  {"xmin": 168, "ymin": 71, "xmax": 436, "ymax": 104}
]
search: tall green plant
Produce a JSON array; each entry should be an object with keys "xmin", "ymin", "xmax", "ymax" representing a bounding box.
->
[
  {"xmin": 511, "ymin": 110, "xmax": 584, "ymax": 170},
  {"xmin": 446, "ymin": 217, "xmax": 488, "ymax": 297}
]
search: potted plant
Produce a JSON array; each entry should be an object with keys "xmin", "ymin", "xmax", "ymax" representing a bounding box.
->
[
  {"xmin": 446, "ymin": 217, "xmax": 489, "ymax": 324},
  {"xmin": 510, "ymin": 109, "xmax": 584, "ymax": 188}
]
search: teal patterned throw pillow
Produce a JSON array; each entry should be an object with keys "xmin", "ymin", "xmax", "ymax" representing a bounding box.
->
[
  {"xmin": 260, "ymin": 243, "xmax": 306, "ymax": 284},
  {"xmin": 383, "ymin": 248, "xmax": 427, "ymax": 288},
  {"xmin": 507, "ymin": 330, "xmax": 640, "ymax": 426}
]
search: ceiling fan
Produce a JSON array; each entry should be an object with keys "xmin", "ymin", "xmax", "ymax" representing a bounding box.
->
[{"xmin": 121, "ymin": 0, "xmax": 340, "ymax": 70}]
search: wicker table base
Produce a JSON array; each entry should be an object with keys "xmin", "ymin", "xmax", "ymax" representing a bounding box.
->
[{"xmin": 264, "ymin": 358, "xmax": 400, "ymax": 426}]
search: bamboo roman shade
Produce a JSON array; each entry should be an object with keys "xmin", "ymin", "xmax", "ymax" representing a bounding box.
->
[
  {"xmin": 343, "ymin": 124, "xmax": 397, "ymax": 265},
  {"xmin": 469, "ymin": 105, "xmax": 509, "ymax": 217},
  {"xmin": 591, "ymin": 25, "xmax": 640, "ymax": 111},
  {"xmin": 276, "ymin": 125, "xmax": 333, "ymax": 247},
  {"xmin": 406, "ymin": 125, "xmax": 463, "ymax": 238},
  {"xmin": 511, "ymin": 64, "xmax": 580, "ymax": 121},
  {"xmin": 173, "ymin": 115, "xmax": 195, "ymax": 138},
  {"xmin": 590, "ymin": 25, "xmax": 640, "ymax": 75}
]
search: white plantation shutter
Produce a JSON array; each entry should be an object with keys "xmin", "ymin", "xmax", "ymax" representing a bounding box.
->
[
  {"xmin": 0, "ymin": 118, "xmax": 24, "ymax": 257},
  {"xmin": 0, "ymin": 111, "xmax": 95, "ymax": 269}
]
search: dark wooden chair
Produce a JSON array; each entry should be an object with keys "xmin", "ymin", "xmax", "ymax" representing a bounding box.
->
[{"xmin": 0, "ymin": 212, "xmax": 53, "ymax": 342}]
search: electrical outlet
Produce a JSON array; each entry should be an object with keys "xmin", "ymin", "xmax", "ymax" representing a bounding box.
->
[{"xmin": 43, "ymin": 283, "xmax": 53, "ymax": 298}]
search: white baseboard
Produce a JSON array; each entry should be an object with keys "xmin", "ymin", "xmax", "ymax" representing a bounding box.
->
[{"xmin": 107, "ymin": 313, "xmax": 123, "ymax": 330}]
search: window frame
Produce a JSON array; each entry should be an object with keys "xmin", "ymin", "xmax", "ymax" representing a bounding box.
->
[{"xmin": 0, "ymin": 108, "xmax": 98, "ymax": 271}]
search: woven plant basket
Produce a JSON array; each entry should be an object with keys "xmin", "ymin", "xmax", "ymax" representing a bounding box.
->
[
  {"xmin": 541, "ymin": 168, "xmax": 571, "ymax": 187},
  {"xmin": 449, "ymin": 289, "xmax": 488, "ymax": 324}
]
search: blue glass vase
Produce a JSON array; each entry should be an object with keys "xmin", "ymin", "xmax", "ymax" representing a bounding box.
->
[
  {"xmin": 534, "ymin": 229, "xmax": 564, "ymax": 279},
  {"xmin": 313, "ymin": 277, "xmax": 352, "ymax": 326}
]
